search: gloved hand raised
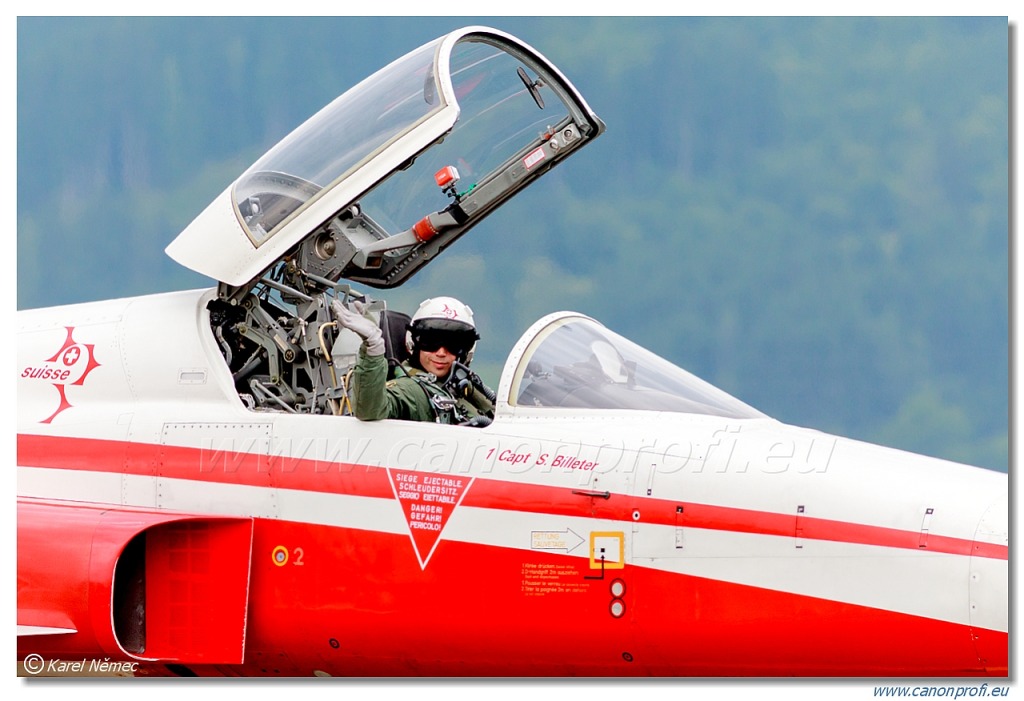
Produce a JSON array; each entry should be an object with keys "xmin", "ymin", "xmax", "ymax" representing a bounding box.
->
[{"xmin": 331, "ymin": 299, "xmax": 385, "ymax": 356}]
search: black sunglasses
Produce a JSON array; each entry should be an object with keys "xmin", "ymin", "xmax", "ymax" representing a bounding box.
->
[{"xmin": 414, "ymin": 329, "xmax": 475, "ymax": 356}]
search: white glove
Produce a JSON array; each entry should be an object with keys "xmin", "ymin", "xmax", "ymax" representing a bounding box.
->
[{"xmin": 332, "ymin": 299, "xmax": 385, "ymax": 356}]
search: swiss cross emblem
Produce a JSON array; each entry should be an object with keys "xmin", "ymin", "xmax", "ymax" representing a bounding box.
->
[{"xmin": 20, "ymin": 326, "xmax": 101, "ymax": 423}]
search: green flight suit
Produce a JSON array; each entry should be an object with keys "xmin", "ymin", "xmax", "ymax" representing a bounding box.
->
[{"xmin": 350, "ymin": 348, "xmax": 494, "ymax": 423}]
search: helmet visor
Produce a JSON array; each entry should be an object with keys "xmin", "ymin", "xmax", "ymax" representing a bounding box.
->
[{"xmin": 412, "ymin": 327, "xmax": 478, "ymax": 358}]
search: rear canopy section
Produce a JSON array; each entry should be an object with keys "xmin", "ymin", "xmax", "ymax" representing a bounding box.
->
[
  {"xmin": 499, "ymin": 312, "xmax": 765, "ymax": 418},
  {"xmin": 166, "ymin": 26, "xmax": 604, "ymax": 292}
]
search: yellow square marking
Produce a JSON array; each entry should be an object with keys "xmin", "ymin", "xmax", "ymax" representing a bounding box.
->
[{"xmin": 590, "ymin": 531, "xmax": 625, "ymax": 569}]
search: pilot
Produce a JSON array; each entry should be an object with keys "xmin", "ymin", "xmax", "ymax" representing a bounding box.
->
[{"xmin": 333, "ymin": 296, "xmax": 494, "ymax": 425}]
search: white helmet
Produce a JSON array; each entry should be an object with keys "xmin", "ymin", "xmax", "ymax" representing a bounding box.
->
[{"xmin": 405, "ymin": 296, "xmax": 480, "ymax": 365}]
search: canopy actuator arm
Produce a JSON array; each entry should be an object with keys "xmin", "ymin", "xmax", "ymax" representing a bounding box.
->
[{"xmin": 351, "ymin": 208, "xmax": 462, "ymax": 269}]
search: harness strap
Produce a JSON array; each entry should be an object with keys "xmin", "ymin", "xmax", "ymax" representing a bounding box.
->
[{"xmin": 409, "ymin": 372, "xmax": 468, "ymax": 424}]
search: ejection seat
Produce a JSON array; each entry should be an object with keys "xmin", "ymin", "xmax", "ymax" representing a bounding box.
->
[{"xmin": 379, "ymin": 309, "xmax": 412, "ymax": 380}]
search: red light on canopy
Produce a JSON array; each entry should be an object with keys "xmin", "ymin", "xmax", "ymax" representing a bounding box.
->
[{"xmin": 434, "ymin": 166, "xmax": 460, "ymax": 188}]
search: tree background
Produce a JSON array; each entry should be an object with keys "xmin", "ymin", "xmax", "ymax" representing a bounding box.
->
[{"xmin": 16, "ymin": 17, "xmax": 1009, "ymax": 471}]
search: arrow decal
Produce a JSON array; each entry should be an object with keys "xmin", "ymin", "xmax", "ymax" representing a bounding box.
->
[{"xmin": 530, "ymin": 529, "xmax": 585, "ymax": 553}]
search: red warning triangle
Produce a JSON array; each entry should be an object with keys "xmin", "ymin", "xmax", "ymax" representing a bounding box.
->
[{"xmin": 387, "ymin": 469, "xmax": 474, "ymax": 568}]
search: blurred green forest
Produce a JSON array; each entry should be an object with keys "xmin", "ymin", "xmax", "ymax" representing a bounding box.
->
[{"xmin": 16, "ymin": 17, "xmax": 1009, "ymax": 471}]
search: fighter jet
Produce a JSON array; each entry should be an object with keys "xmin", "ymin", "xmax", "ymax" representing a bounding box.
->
[{"xmin": 17, "ymin": 26, "xmax": 1007, "ymax": 677}]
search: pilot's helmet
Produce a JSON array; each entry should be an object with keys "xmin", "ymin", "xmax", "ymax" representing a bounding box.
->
[{"xmin": 406, "ymin": 296, "xmax": 480, "ymax": 365}]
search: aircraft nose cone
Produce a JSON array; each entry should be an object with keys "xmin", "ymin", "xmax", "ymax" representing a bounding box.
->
[{"xmin": 969, "ymin": 491, "xmax": 1008, "ymax": 674}]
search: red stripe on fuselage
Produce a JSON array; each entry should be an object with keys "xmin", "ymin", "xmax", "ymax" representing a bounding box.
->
[
  {"xmin": 17, "ymin": 433, "xmax": 1007, "ymax": 561},
  {"xmin": 131, "ymin": 518, "xmax": 1006, "ymax": 677}
]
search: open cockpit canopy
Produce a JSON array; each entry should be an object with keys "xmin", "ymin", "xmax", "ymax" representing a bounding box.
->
[{"xmin": 167, "ymin": 26, "xmax": 604, "ymax": 295}]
